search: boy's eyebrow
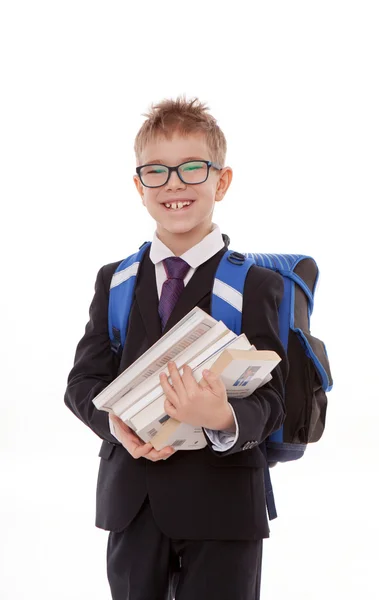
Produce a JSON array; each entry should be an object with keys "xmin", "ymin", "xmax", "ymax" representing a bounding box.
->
[{"xmin": 145, "ymin": 156, "xmax": 207, "ymax": 164}]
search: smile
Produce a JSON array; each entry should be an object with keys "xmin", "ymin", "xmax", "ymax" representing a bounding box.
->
[{"xmin": 163, "ymin": 200, "xmax": 194, "ymax": 211}]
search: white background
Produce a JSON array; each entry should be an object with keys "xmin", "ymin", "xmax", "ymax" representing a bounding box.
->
[{"xmin": 1, "ymin": 1, "xmax": 378, "ymax": 598}]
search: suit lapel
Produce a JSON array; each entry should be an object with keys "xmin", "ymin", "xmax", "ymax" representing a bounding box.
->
[{"xmin": 134, "ymin": 251, "xmax": 162, "ymax": 347}]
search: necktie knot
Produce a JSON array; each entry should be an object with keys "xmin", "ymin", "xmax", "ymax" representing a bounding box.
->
[{"xmin": 163, "ymin": 256, "xmax": 191, "ymax": 280}]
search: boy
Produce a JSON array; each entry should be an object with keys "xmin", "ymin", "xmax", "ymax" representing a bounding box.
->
[{"xmin": 64, "ymin": 95, "xmax": 288, "ymax": 600}]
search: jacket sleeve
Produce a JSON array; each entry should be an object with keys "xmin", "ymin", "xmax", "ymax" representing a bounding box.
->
[
  {"xmin": 204, "ymin": 267, "xmax": 289, "ymax": 457},
  {"xmin": 64, "ymin": 265, "xmax": 122, "ymax": 444}
]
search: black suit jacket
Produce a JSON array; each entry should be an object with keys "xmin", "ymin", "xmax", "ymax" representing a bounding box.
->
[{"xmin": 64, "ymin": 235, "xmax": 289, "ymax": 540}]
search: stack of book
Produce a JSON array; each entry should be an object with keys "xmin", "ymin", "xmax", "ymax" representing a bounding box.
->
[{"xmin": 93, "ymin": 307, "xmax": 281, "ymax": 451}]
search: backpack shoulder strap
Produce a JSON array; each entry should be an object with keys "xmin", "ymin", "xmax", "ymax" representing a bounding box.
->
[
  {"xmin": 108, "ymin": 241, "xmax": 151, "ymax": 356},
  {"xmin": 211, "ymin": 251, "xmax": 254, "ymax": 333},
  {"xmin": 212, "ymin": 251, "xmax": 315, "ymax": 333},
  {"xmin": 245, "ymin": 253, "xmax": 317, "ymax": 311}
]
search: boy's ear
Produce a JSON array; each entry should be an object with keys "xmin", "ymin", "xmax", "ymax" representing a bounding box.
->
[
  {"xmin": 133, "ymin": 175, "xmax": 145, "ymax": 205},
  {"xmin": 215, "ymin": 166, "xmax": 233, "ymax": 202}
]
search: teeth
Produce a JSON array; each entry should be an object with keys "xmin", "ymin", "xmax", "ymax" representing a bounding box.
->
[{"xmin": 164, "ymin": 201, "xmax": 192, "ymax": 210}]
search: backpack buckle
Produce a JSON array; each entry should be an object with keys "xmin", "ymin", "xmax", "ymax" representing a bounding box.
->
[
  {"xmin": 110, "ymin": 327, "xmax": 123, "ymax": 357},
  {"xmin": 110, "ymin": 341, "xmax": 122, "ymax": 357},
  {"xmin": 227, "ymin": 251, "xmax": 246, "ymax": 265}
]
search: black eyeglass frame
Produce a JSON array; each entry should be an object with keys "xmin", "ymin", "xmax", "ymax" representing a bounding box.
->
[{"xmin": 135, "ymin": 160, "xmax": 223, "ymax": 188}]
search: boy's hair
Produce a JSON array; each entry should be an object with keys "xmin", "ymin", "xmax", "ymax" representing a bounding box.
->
[{"xmin": 134, "ymin": 94, "xmax": 227, "ymax": 168}]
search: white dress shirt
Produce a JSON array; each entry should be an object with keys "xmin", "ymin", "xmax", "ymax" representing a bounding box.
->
[{"xmin": 109, "ymin": 223, "xmax": 239, "ymax": 451}]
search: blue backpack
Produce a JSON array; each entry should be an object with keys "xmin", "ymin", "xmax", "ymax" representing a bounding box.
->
[{"xmin": 108, "ymin": 243, "xmax": 333, "ymax": 520}]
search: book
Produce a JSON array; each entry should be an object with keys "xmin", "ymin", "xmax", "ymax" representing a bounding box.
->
[
  {"xmin": 109, "ymin": 320, "xmax": 232, "ymax": 418},
  {"xmin": 91, "ymin": 305, "xmax": 281, "ymax": 452},
  {"xmin": 119, "ymin": 329, "xmax": 242, "ymax": 423},
  {"xmin": 92, "ymin": 307, "xmax": 218, "ymax": 413},
  {"xmin": 126, "ymin": 334, "xmax": 252, "ymax": 431},
  {"xmin": 197, "ymin": 347, "xmax": 280, "ymax": 397},
  {"xmin": 133, "ymin": 346, "xmax": 280, "ymax": 449}
]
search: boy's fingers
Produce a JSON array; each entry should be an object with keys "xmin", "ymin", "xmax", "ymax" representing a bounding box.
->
[
  {"xmin": 160, "ymin": 373, "xmax": 177, "ymax": 401},
  {"xmin": 113, "ymin": 421, "xmax": 139, "ymax": 446},
  {"xmin": 112, "ymin": 419, "xmax": 152, "ymax": 457},
  {"xmin": 145, "ymin": 446, "xmax": 176, "ymax": 461},
  {"xmin": 111, "ymin": 414, "xmax": 131, "ymax": 433},
  {"xmin": 181, "ymin": 364, "xmax": 201, "ymax": 394},
  {"xmin": 133, "ymin": 443, "xmax": 154, "ymax": 458},
  {"xmin": 111, "ymin": 415, "xmax": 176, "ymax": 461},
  {"xmin": 169, "ymin": 362, "xmax": 186, "ymax": 392}
]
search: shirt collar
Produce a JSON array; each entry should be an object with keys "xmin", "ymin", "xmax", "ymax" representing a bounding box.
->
[{"xmin": 149, "ymin": 223, "xmax": 225, "ymax": 269}]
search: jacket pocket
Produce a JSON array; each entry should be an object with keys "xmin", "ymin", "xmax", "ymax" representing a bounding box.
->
[
  {"xmin": 98, "ymin": 440, "xmax": 116, "ymax": 460},
  {"xmin": 285, "ymin": 329, "xmax": 331, "ymax": 445}
]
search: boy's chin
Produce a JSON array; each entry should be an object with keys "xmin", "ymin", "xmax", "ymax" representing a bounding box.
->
[
  {"xmin": 159, "ymin": 221, "xmax": 195, "ymax": 234},
  {"xmin": 157, "ymin": 218, "xmax": 206, "ymax": 235}
]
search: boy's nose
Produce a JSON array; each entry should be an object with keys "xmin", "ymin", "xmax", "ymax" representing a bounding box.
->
[{"xmin": 166, "ymin": 170, "xmax": 185, "ymax": 188}]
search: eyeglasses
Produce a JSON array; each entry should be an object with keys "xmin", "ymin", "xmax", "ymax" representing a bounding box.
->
[{"xmin": 136, "ymin": 160, "xmax": 222, "ymax": 188}]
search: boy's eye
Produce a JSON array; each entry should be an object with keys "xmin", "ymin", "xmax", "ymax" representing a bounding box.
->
[
  {"xmin": 147, "ymin": 167, "xmax": 167, "ymax": 174},
  {"xmin": 181, "ymin": 162, "xmax": 204, "ymax": 171}
]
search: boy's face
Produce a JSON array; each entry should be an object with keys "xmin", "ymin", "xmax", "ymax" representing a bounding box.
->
[{"xmin": 133, "ymin": 131, "xmax": 232, "ymax": 244}]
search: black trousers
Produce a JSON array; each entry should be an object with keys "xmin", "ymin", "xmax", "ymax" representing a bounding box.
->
[{"xmin": 107, "ymin": 495, "xmax": 263, "ymax": 600}]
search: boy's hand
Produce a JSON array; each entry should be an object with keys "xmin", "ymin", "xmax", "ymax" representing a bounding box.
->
[
  {"xmin": 109, "ymin": 414, "xmax": 176, "ymax": 462},
  {"xmin": 159, "ymin": 362, "xmax": 233, "ymax": 431}
]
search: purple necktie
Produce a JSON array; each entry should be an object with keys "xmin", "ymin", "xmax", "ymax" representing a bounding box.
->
[{"xmin": 158, "ymin": 257, "xmax": 191, "ymax": 331}]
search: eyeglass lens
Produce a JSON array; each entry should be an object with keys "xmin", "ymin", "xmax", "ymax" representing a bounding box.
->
[{"xmin": 139, "ymin": 161, "xmax": 208, "ymax": 187}]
